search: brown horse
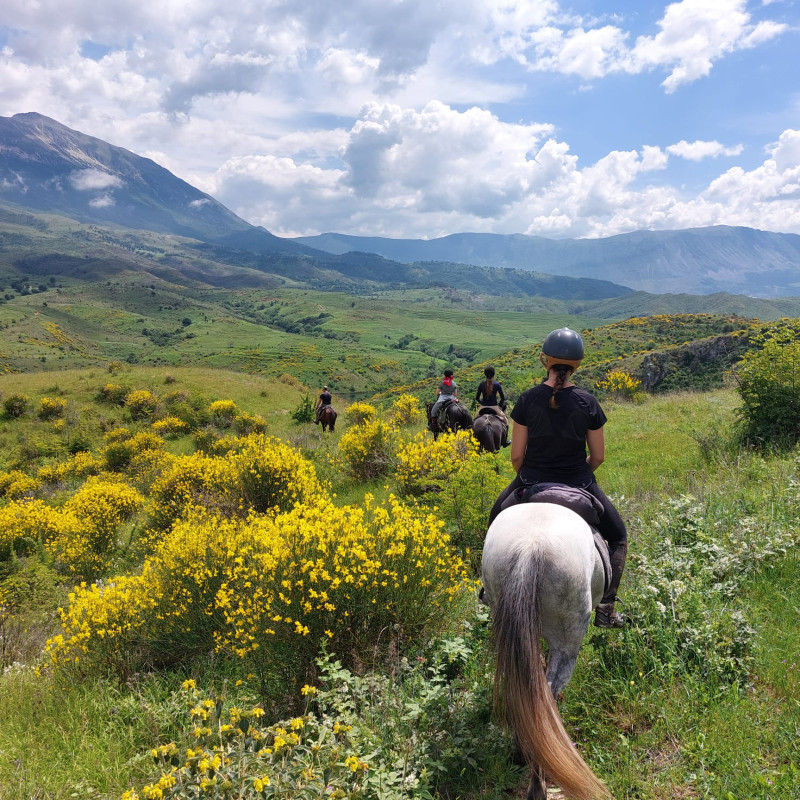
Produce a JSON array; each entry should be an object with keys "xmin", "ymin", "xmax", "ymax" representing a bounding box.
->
[
  {"xmin": 426, "ymin": 400, "xmax": 473, "ymax": 440},
  {"xmin": 319, "ymin": 405, "xmax": 337, "ymax": 432},
  {"xmin": 473, "ymin": 409, "xmax": 508, "ymax": 453}
]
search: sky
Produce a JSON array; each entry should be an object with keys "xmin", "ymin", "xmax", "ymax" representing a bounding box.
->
[{"xmin": 1, "ymin": 0, "xmax": 799, "ymax": 240}]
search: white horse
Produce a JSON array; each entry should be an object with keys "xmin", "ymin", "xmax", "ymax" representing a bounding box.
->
[{"xmin": 481, "ymin": 502, "xmax": 611, "ymax": 800}]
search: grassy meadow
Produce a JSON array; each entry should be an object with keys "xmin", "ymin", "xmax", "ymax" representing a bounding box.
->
[
  {"xmin": 0, "ymin": 278, "xmax": 612, "ymax": 396},
  {"xmin": 0, "ymin": 347, "xmax": 798, "ymax": 800}
]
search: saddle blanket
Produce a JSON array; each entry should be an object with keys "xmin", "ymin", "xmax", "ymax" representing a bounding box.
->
[{"xmin": 500, "ymin": 482, "xmax": 612, "ymax": 595}]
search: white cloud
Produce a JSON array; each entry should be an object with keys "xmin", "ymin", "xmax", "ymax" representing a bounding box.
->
[
  {"xmin": 69, "ymin": 169, "xmax": 123, "ymax": 191},
  {"xmin": 89, "ymin": 193, "xmax": 115, "ymax": 207},
  {"xmin": 666, "ymin": 139, "xmax": 744, "ymax": 160},
  {"xmin": 208, "ymin": 102, "xmax": 800, "ymax": 240},
  {"xmin": 629, "ymin": 0, "xmax": 787, "ymax": 92},
  {"xmin": 0, "ymin": 0, "xmax": 797, "ymax": 241}
]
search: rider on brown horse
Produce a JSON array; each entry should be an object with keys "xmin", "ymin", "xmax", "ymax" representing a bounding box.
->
[
  {"xmin": 430, "ymin": 369, "xmax": 459, "ymax": 426},
  {"xmin": 475, "ymin": 365, "xmax": 510, "ymax": 447},
  {"xmin": 314, "ymin": 385, "xmax": 332, "ymax": 424}
]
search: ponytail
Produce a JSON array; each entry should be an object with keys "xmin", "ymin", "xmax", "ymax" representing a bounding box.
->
[{"xmin": 549, "ymin": 365, "xmax": 571, "ymax": 410}]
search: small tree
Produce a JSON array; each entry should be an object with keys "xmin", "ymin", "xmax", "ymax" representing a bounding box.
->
[
  {"xmin": 291, "ymin": 393, "xmax": 315, "ymax": 424},
  {"xmin": 735, "ymin": 333, "xmax": 800, "ymax": 446}
]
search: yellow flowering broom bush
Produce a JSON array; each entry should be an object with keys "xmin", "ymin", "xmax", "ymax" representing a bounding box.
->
[
  {"xmin": 395, "ymin": 430, "xmax": 477, "ymax": 497},
  {"xmin": 343, "ymin": 402, "xmax": 377, "ymax": 427},
  {"xmin": 595, "ymin": 370, "xmax": 643, "ymax": 401},
  {"xmin": 45, "ymin": 493, "xmax": 470, "ymax": 679},
  {"xmin": 98, "ymin": 383, "xmax": 129, "ymax": 405},
  {"xmin": 0, "ymin": 499, "xmax": 68, "ymax": 558},
  {"xmin": 147, "ymin": 452, "xmax": 232, "ymax": 532},
  {"xmin": 389, "ymin": 393, "xmax": 424, "ymax": 427},
  {"xmin": 0, "ymin": 470, "xmax": 40, "ymax": 500},
  {"xmin": 209, "ymin": 399, "xmax": 239, "ymax": 428},
  {"xmin": 148, "ymin": 435, "xmax": 321, "ymax": 531},
  {"xmin": 338, "ymin": 419, "xmax": 398, "ymax": 480},
  {"xmin": 37, "ymin": 396, "xmax": 67, "ymax": 420},
  {"xmin": 47, "ymin": 477, "xmax": 144, "ymax": 578},
  {"xmin": 232, "ymin": 412, "xmax": 269, "ymax": 436},
  {"xmin": 151, "ymin": 416, "xmax": 190, "ymax": 438},
  {"xmin": 124, "ymin": 390, "xmax": 160, "ymax": 421},
  {"xmin": 225, "ymin": 434, "xmax": 322, "ymax": 515},
  {"xmin": 103, "ymin": 430, "xmax": 166, "ymax": 472},
  {"xmin": 37, "ymin": 451, "xmax": 104, "ymax": 484},
  {"xmin": 123, "ymin": 680, "xmax": 372, "ymax": 800}
]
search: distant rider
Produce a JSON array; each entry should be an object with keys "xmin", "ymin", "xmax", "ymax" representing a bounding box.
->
[
  {"xmin": 314, "ymin": 385, "xmax": 332, "ymax": 424},
  {"xmin": 430, "ymin": 368, "xmax": 459, "ymax": 424},
  {"xmin": 475, "ymin": 365, "xmax": 509, "ymax": 446}
]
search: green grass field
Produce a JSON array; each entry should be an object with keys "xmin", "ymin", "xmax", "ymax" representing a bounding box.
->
[{"xmin": 0, "ymin": 363, "xmax": 798, "ymax": 799}]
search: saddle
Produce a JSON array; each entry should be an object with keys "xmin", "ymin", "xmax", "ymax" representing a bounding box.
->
[
  {"xmin": 501, "ymin": 482, "xmax": 612, "ymax": 594},
  {"xmin": 435, "ymin": 398, "xmax": 457, "ymax": 428}
]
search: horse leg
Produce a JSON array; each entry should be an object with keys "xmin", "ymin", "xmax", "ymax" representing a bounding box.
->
[
  {"xmin": 526, "ymin": 765, "xmax": 547, "ymax": 800},
  {"xmin": 545, "ymin": 646, "xmax": 582, "ymax": 700}
]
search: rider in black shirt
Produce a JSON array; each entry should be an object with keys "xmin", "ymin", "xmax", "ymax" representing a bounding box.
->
[
  {"xmin": 488, "ymin": 328, "xmax": 628, "ymax": 628},
  {"xmin": 314, "ymin": 385, "xmax": 332, "ymax": 424}
]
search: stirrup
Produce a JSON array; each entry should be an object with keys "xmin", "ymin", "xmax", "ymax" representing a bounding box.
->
[{"xmin": 594, "ymin": 603, "xmax": 627, "ymax": 628}]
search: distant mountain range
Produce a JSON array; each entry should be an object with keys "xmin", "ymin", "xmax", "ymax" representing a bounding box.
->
[
  {"xmin": 294, "ymin": 228, "xmax": 800, "ymax": 297},
  {"xmin": 2, "ymin": 112, "xmax": 800, "ymax": 299}
]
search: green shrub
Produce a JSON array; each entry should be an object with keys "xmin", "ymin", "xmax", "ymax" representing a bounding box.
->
[
  {"xmin": 735, "ymin": 331, "xmax": 800, "ymax": 446},
  {"xmin": 126, "ymin": 632, "xmax": 516, "ymax": 800},
  {"xmin": 3, "ymin": 394, "xmax": 30, "ymax": 418}
]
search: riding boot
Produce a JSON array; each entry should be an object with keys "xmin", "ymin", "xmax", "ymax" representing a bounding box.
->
[{"xmin": 595, "ymin": 540, "xmax": 628, "ymax": 628}]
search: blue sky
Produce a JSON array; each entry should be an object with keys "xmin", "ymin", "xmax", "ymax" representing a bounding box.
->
[{"xmin": 1, "ymin": 0, "xmax": 799, "ymax": 239}]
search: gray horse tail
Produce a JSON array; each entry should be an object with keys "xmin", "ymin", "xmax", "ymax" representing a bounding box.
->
[{"xmin": 491, "ymin": 549, "xmax": 611, "ymax": 800}]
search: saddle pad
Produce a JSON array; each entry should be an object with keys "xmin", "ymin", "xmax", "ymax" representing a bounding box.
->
[
  {"xmin": 520, "ymin": 483, "xmax": 604, "ymax": 528},
  {"xmin": 500, "ymin": 482, "xmax": 612, "ymax": 593}
]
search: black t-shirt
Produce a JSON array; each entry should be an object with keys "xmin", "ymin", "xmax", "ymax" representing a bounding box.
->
[
  {"xmin": 320, "ymin": 391, "xmax": 332, "ymax": 406},
  {"xmin": 475, "ymin": 380, "xmax": 505, "ymax": 406},
  {"xmin": 510, "ymin": 383, "xmax": 607, "ymax": 485}
]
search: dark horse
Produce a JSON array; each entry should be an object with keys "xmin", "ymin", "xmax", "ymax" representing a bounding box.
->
[
  {"xmin": 425, "ymin": 400, "xmax": 473, "ymax": 440},
  {"xmin": 472, "ymin": 409, "xmax": 508, "ymax": 453},
  {"xmin": 319, "ymin": 405, "xmax": 337, "ymax": 432}
]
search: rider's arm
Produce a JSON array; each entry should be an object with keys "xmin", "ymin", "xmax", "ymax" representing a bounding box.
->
[
  {"xmin": 586, "ymin": 427, "xmax": 605, "ymax": 472},
  {"xmin": 497, "ymin": 382, "xmax": 506, "ymax": 404},
  {"xmin": 510, "ymin": 422, "xmax": 527, "ymax": 473}
]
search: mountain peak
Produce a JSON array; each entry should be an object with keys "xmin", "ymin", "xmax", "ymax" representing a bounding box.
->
[{"xmin": 0, "ymin": 111, "xmax": 252, "ymax": 240}]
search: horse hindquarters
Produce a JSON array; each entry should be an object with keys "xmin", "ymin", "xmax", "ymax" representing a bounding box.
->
[
  {"xmin": 482, "ymin": 505, "xmax": 610, "ymax": 800},
  {"xmin": 473, "ymin": 415, "xmax": 503, "ymax": 452}
]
